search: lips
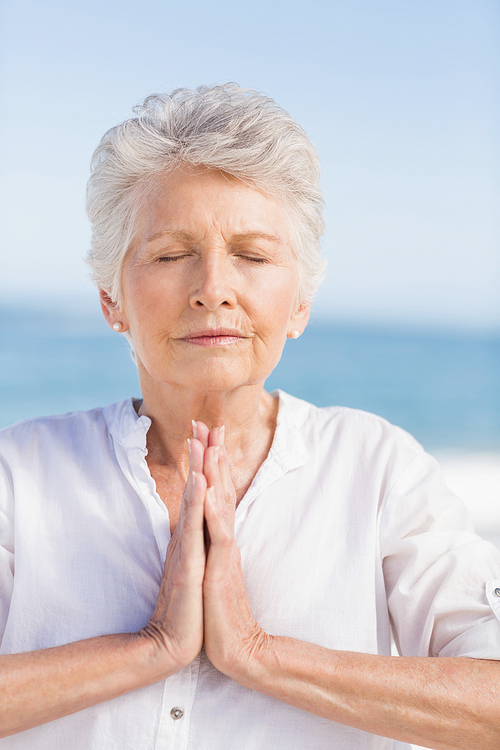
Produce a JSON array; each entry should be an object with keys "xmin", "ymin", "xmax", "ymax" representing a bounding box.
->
[{"xmin": 182, "ymin": 328, "xmax": 247, "ymax": 346}]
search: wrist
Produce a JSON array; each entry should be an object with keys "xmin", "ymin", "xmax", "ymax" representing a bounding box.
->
[
  {"xmin": 136, "ymin": 623, "xmax": 197, "ymax": 681},
  {"xmin": 224, "ymin": 627, "xmax": 275, "ymax": 688}
]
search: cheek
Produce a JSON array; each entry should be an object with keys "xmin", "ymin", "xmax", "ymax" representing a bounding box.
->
[
  {"xmin": 257, "ymin": 274, "xmax": 298, "ymax": 328},
  {"xmin": 122, "ymin": 269, "xmax": 182, "ymax": 330},
  {"xmin": 250, "ymin": 295, "xmax": 295, "ymax": 356}
]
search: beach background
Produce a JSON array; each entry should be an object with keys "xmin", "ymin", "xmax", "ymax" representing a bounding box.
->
[
  {"xmin": 2, "ymin": 302, "xmax": 499, "ymax": 555},
  {"xmin": 1, "ymin": 2, "xmax": 499, "ymax": 748}
]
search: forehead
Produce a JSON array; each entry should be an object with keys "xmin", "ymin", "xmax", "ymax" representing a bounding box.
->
[{"xmin": 135, "ymin": 167, "xmax": 291, "ymax": 242}]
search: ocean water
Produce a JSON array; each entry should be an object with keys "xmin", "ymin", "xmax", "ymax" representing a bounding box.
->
[
  {"xmin": 2, "ymin": 303, "xmax": 500, "ymax": 746},
  {"xmin": 1, "ymin": 302, "xmax": 499, "ymax": 452}
]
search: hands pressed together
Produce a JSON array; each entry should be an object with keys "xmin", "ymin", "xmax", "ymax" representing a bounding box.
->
[
  {"xmin": 2, "ymin": 424, "xmax": 497, "ymax": 748},
  {"xmin": 143, "ymin": 422, "xmax": 264, "ymax": 681},
  {"xmin": 138, "ymin": 424, "xmax": 500, "ymax": 750}
]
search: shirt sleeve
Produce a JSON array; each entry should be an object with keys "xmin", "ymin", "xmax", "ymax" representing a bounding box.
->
[
  {"xmin": 0, "ymin": 460, "xmax": 15, "ymax": 641},
  {"xmin": 379, "ymin": 450, "xmax": 500, "ymax": 659}
]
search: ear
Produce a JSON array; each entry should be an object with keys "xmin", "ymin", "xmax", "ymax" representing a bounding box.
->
[
  {"xmin": 288, "ymin": 300, "xmax": 311, "ymax": 338},
  {"xmin": 98, "ymin": 288, "xmax": 129, "ymax": 332}
]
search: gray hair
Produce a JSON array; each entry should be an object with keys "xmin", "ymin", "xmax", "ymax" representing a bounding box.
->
[{"xmin": 86, "ymin": 83, "xmax": 326, "ymax": 310}]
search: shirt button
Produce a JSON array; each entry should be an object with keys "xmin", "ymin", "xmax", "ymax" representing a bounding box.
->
[
  {"xmin": 495, "ymin": 588, "xmax": 500, "ymax": 597},
  {"xmin": 170, "ymin": 707, "xmax": 184, "ymax": 720}
]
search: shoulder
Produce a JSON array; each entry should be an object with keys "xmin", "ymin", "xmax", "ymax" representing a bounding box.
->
[
  {"xmin": 0, "ymin": 400, "xmax": 133, "ymax": 466},
  {"xmin": 277, "ymin": 389, "xmax": 423, "ymax": 456},
  {"xmin": 275, "ymin": 390, "xmax": 430, "ymax": 506}
]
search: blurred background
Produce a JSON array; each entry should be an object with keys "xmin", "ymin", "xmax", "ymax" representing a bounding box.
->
[
  {"xmin": 0, "ymin": 6, "xmax": 499, "ymax": 745},
  {"xmin": 0, "ymin": 1, "xmax": 499, "ymax": 548}
]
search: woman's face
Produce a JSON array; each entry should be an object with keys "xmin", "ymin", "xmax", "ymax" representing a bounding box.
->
[{"xmin": 103, "ymin": 167, "xmax": 309, "ymax": 394}]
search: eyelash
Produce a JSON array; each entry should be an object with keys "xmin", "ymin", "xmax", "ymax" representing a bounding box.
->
[
  {"xmin": 157, "ymin": 255, "xmax": 188, "ymax": 262},
  {"xmin": 157, "ymin": 254, "xmax": 269, "ymax": 264},
  {"xmin": 236, "ymin": 254, "xmax": 268, "ymax": 264}
]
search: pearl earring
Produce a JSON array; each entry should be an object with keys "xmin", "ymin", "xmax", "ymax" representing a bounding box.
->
[
  {"xmin": 289, "ymin": 330, "xmax": 300, "ymax": 339},
  {"xmin": 112, "ymin": 322, "xmax": 123, "ymax": 332}
]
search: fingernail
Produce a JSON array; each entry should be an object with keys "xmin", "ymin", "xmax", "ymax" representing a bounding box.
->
[
  {"xmin": 192, "ymin": 420, "xmax": 198, "ymax": 438},
  {"xmin": 192, "ymin": 470, "xmax": 197, "ymax": 481},
  {"xmin": 187, "ymin": 438, "xmax": 191, "ymax": 456},
  {"xmin": 207, "ymin": 485, "xmax": 216, "ymax": 503},
  {"xmin": 219, "ymin": 425, "xmax": 225, "ymax": 444}
]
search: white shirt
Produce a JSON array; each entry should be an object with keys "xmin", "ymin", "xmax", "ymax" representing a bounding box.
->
[{"xmin": 1, "ymin": 390, "xmax": 500, "ymax": 750}]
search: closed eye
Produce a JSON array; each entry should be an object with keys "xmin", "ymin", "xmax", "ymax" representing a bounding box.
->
[
  {"xmin": 157, "ymin": 254, "xmax": 190, "ymax": 262},
  {"xmin": 235, "ymin": 254, "xmax": 269, "ymax": 264}
]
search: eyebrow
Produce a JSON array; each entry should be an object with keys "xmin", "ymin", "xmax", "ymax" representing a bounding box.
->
[
  {"xmin": 232, "ymin": 232, "xmax": 282, "ymax": 244},
  {"xmin": 145, "ymin": 230, "xmax": 194, "ymax": 244},
  {"xmin": 145, "ymin": 230, "xmax": 282, "ymax": 245}
]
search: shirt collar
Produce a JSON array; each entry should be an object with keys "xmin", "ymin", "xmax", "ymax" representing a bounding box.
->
[
  {"xmin": 237, "ymin": 390, "xmax": 310, "ymax": 509},
  {"xmin": 102, "ymin": 390, "xmax": 310, "ymax": 471},
  {"xmin": 268, "ymin": 390, "xmax": 310, "ymax": 471},
  {"xmin": 103, "ymin": 398, "xmax": 151, "ymax": 452}
]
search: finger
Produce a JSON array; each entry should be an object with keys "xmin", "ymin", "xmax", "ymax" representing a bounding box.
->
[
  {"xmin": 208, "ymin": 426, "xmax": 236, "ymax": 523},
  {"xmin": 204, "ymin": 484, "xmax": 232, "ymax": 546},
  {"xmin": 178, "ymin": 469, "xmax": 207, "ymax": 554},
  {"xmin": 216, "ymin": 431, "xmax": 236, "ymax": 516},
  {"xmin": 206, "ymin": 427, "xmax": 227, "ymax": 491},
  {"xmin": 186, "ymin": 469, "xmax": 207, "ymax": 515},
  {"xmin": 187, "ymin": 436, "xmax": 205, "ymax": 474},
  {"xmin": 207, "ymin": 425, "xmax": 222, "ymax": 448},
  {"xmin": 177, "ymin": 438, "xmax": 205, "ymax": 528},
  {"xmin": 203, "ymin": 445, "xmax": 226, "ymax": 515},
  {"xmin": 192, "ymin": 420, "xmax": 209, "ymax": 450},
  {"xmin": 203, "ymin": 426, "xmax": 236, "ymax": 523}
]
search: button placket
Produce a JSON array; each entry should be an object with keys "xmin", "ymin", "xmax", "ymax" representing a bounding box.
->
[{"xmin": 153, "ymin": 665, "xmax": 192, "ymax": 746}]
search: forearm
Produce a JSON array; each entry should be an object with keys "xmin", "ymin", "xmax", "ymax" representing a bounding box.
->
[
  {"xmin": 228, "ymin": 635, "xmax": 500, "ymax": 750},
  {"xmin": 0, "ymin": 630, "xmax": 177, "ymax": 738},
  {"xmin": 0, "ymin": 435, "xmax": 208, "ymax": 739},
  {"xmin": 201, "ymin": 433, "xmax": 500, "ymax": 749}
]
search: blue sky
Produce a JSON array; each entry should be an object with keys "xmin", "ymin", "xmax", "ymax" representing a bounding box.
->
[{"xmin": 1, "ymin": 0, "xmax": 498, "ymax": 330}]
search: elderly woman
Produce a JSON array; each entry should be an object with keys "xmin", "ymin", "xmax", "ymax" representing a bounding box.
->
[{"xmin": 1, "ymin": 84, "xmax": 500, "ymax": 750}]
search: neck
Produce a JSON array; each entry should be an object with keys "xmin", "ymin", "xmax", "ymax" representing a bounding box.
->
[{"xmin": 137, "ymin": 365, "xmax": 278, "ymax": 475}]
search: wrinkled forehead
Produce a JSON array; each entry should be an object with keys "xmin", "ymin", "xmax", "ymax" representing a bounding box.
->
[{"xmin": 130, "ymin": 166, "xmax": 295, "ymax": 252}]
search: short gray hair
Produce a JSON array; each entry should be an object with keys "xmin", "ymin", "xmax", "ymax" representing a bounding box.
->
[{"xmin": 86, "ymin": 83, "xmax": 326, "ymax": 309}]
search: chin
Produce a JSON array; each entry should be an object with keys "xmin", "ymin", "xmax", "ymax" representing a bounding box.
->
[{"xmin": 185, "ymin": 373, "xmax": 258, "ymax": 393}]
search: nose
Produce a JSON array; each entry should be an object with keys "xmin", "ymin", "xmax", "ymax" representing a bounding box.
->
[{"xmin": 189, "ymin": 251, "xmax": 237, "ymax": 310}]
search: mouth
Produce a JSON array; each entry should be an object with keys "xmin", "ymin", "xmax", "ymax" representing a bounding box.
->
[{"xmin": 181, "ymin": 328, "xmax": 248, "ymax": 347}]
